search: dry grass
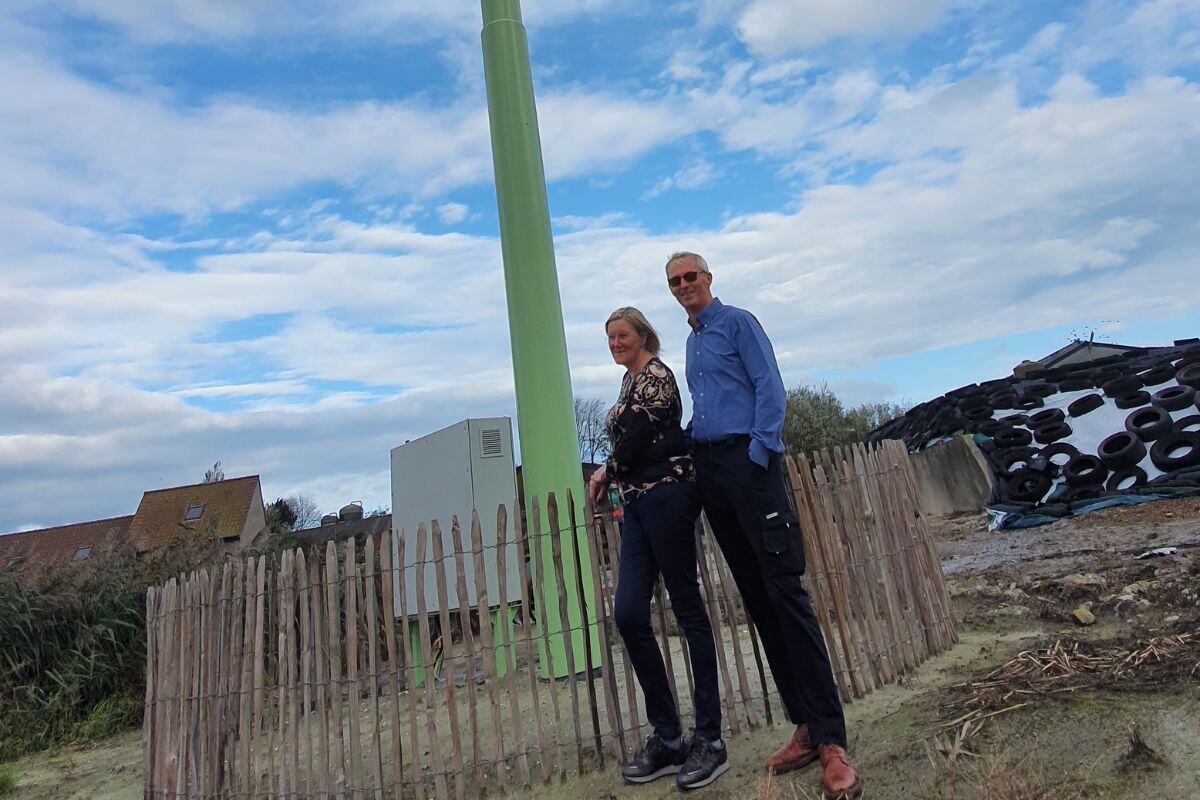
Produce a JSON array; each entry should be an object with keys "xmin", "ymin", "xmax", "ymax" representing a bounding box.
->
[
  {"xmin": 931, "ymin": 633, "xmax": 1199, "ymax": 763},
  {"xmin": 964, "ymin": 751, "xmax": 1089, "ymax": 800},
  {"xmin": 756, "ymin": 771, "xmax": 820, "ymax": 800},
  {"xmin": 754, "ymin": 770, "xmax": 860, "ymax": 800}
]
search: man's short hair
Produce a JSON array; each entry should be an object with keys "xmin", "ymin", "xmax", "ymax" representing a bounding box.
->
[{"xmin": 664, "ymin": 251, "xmax": 710, "ymax": 276}]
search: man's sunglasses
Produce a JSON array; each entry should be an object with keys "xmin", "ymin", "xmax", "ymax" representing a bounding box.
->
[{"xmin": 668, "ymin": 270, "xmax": 703, "ymax": 288}]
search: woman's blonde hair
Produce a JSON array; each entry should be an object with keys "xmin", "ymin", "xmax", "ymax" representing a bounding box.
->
[{"xmin": 605, "ymin": 306, "xmax": 661, "ymax": 356}]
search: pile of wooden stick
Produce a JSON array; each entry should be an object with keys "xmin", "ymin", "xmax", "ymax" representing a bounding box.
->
[{"xmin": 930, "ymin": 633, "xmax": 1197, "ymax": 763}]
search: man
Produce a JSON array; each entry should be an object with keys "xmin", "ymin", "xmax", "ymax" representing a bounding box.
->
[{"xmin": 665, "ymin": 251, "xmax": 862, "ymax": 799}]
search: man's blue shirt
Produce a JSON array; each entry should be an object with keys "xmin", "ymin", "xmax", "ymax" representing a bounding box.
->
[{"xmin": 684, "ymin": 297, "xmax": 786, "ymax": 467}]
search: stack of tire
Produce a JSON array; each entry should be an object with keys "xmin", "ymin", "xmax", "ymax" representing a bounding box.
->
[{"xmin": 865, "ymin": 339, "xmax": 1200, "ymax": 519}]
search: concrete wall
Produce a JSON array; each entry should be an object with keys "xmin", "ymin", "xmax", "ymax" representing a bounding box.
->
[{"xmin": 910, "ymin": 435, "xmax": 995, "ymax": 517}]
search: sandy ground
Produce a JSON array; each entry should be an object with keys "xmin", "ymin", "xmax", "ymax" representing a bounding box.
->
[{"xmin": 5, "ymin": 496, "xmax": 1200, "ymax": 800}]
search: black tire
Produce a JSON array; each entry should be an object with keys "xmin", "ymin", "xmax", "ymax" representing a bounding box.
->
[
  {"xmin": 1007, "ymin": 468, "xmax": 1052, "ymax": 502},
  {"xmin": 1176, "ymin": 363, "xmax": 1200, "ymax": 389},
  {"xmin": 1174, "ymin": 414, "xmax": 1200, "ymax": 434},
  {"xmin": 1149, "ymin": 432, "xmax": 1200, "ymax": 472},
  {"xmin": 998, "ymin": 447, "xmax": 1039, "ymax": 474},
  {"xmin": 960, "ymin": 397, "xmax": 990, "ymax": 414},
  {"xmin": 1096, "ymin": 431, "xmax": 1147, "ymax": 469},
  {"xmin": 1105, "ymin": 466, "xmax": 1148, "ymax": 493},
  {"xmin": 975, "ymin": 419, "xmax": 1007, "ymax": 437},
  {"xmin": 1041, "ymin": 442, "xmax": 1081, "ymax": 469},
  {"xmin": 1034, "ymin": 420, "xmax": 1073, "ymax": 444},
  {"xmin": 1139, "ymin": 365, "xmax": 1176, "ymax": 386},
  {"xmin": 1060, "ymin": 377, "xmax": 1092, "ymax": 392},
  {"xmin": 980, "ymin": 378, "xmax": 1012, "ymax": 392},
  {"xmin": 1125, "ymin": 406, "xmax": 1173, "ymax": 442},
  {"xmin": 963, "ymin": 405, "xmax": 994, "ymax": 423},
  {"xmin": 988, "ymin": 393, "xmax": 1018, "ymax": 409},
  {"xmin": 993, "ymin": 427, "xmax": 1034, "ymax": 448},
  {"xmin": 948, "ymin": 384, "xmax": 981, "ymax": 399},
  {"xmin": 1024, "ymin": 382, "xmax": 1058, "ymax": 398},
  {"xmin": 1015, "ymin": 394, "xmax": 1044, "ymax": 410},
  {"xmin": 1177, "ymin": 353, "xmax": 1200, "ymax": 370},
  {"xmin": 1068, "ymin": 392, "xmax": 1104, "ymax": 417},
  {"xmin": 1101, "ymin": 375, "xmax": 1142, "ymax": 398},
  {"xmin": 1029, "ymin": 408, "xmax": 1066, "ymax": 427},
  {"xmin": 1114, "ymin": 390, "xmax": 1150, "ymax": 410},
  {"xmin": 1063, "ymin": 454, "xmax": 1107, "ymax": 486},
  {"xmin": 999, "ymin": 413, "xmax": 1030, "ymax": 426},
  {"xmin": 1151, "ymin": 384, "xmax": 1196, "ymax": 412}
]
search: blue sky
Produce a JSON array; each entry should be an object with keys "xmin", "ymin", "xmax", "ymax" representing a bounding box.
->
[{"xmin": 1, "ymin": 0, "xmax": 1198, "ymax": 532}]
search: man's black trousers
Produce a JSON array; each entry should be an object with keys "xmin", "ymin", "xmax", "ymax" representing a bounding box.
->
[
  {"xmin": 613, "ymin": 480, "xmax": 722, "ymax": 742},
  {"xmin": 693, "ymin": 436, "xmax": 847, "ymax": 748}
]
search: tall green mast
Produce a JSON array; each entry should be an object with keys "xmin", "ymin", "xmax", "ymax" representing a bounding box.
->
[{"xmin": 479, "ymin": 0, "xmax": 597, "ymax": 676}]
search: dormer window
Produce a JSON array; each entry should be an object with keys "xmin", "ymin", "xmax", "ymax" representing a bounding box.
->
[
  {"xmin": 185, "ymin": 503, "xmax": 205, "ymax": 521},
  {"xmin": 73, "ymin": 546, "xmax": 92, "ymax": 561}
]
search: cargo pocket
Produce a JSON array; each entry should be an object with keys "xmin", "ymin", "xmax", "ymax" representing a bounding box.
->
[{"xmin": 761, "ymin": 510, "xmax": 805, "ymax": 575}]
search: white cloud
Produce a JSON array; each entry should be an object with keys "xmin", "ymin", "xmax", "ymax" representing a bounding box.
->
[
  {"xmin": 2, "ymin": 1, "xmax": 1199, "ymax": 535},
  {"xmin": 0, "ymin": 54, "xmax": 694, "ymax": 219},
  {"xmin": 749, "ymin": 58, "xmax": 814, "ymax": 86},
  {"xmin": 5, "ymin": 0, "xmax": 636, "ymax": 44},
  {"xmin": 736, "ymin": 0, "xmax": 957, "ymax": 54},
  {"xmin": 646, "ymin": 156, "xmax": 721, "ymax": 197},
  {"xmin": 537, "ymin": 90, "xmax": 696, "ymax": 179},
  {"xmin": 435, "ymin": 202, "xmax": 470, "ymax": 225}
]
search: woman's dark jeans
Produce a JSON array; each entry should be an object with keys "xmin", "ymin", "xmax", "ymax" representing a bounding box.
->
[{"xmin": 613, "ymin": 480, "xmax": 721, "ymax": 742}]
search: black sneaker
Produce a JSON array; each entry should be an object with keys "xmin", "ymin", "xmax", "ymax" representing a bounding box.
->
[
  {"xmin": 620, "ymin": 733, "xmax": 688, "ymax": 784},
  {"xmin": 676, "ymin": 736, "xmax": 729, "ymax": 790}
]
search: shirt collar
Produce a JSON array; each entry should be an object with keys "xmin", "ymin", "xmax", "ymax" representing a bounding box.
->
[{"xmin": 690, "ymin": 297, "xmax": 724, "ymax": 330}]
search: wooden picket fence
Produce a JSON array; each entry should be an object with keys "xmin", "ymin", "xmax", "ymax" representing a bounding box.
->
[{"xmin": 143, "ymin": 439, "xmax": 956, "ymax": 799}]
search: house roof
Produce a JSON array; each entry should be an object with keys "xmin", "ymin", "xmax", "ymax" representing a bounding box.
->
[
  {"xmin": 1038, "ymin": 340, "xmax": 1140, "ymax": 368},
  {"xmin": 0, "ymin": 515, "xmax": 134, "ymax": 574},
  {"xmin": 128, "ymin": 475, "xmax": 262, "ymax": 552}
]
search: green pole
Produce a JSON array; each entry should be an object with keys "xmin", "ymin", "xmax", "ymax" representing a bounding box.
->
[{"xmin": 480, "ymin": 0, "xmax": 598, "ymax": 677}]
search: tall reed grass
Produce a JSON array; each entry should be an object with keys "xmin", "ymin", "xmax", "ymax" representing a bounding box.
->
[{"xmin": 0, "ymin": 535, "xmax": 224, "ymax": 759}]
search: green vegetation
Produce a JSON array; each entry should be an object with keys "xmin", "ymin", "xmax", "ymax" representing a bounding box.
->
[
  {"xmin": 0, "ymin": 764, "xmax": 18, "ymax": 796},
  {"xmin": 782, "ymin": 382, "xmax": 909, "ymax": 456},
  {"xmin": 0, "ymin": 537, "xmax": 220, "ymax": 760}
]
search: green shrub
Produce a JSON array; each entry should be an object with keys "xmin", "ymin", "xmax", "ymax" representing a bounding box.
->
[
  {"xmin": 782, "ymin": 382, "xmax": 910, "ymax": 455},
  {"xmin": 0, "ymin": 764, "xmax": 18, "ymax": 795},
  {"xmin": 76, "ymin": 695, "xmax": 141, "ymax": 742}
]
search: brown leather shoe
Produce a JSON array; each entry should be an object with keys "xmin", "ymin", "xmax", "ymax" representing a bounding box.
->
[
  {"xmin": 764, "ymin": 724, "xmax": 819, "ymax": 774},
  {"xmin": 818, "ymin": 744, "xmax": 862, "ymax": 799}
]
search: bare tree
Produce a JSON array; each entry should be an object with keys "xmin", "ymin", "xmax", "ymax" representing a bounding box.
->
[
  {"xmin": 284, "ymin": 492, "xmax": 321, "ymax": 531},
  {"xmin": 203, "ymin": 460, "xmax": 225, "ymax": 483},
  {"xmin": 575, "ymin": 396, "xmax": 611, "ymax": 463}
]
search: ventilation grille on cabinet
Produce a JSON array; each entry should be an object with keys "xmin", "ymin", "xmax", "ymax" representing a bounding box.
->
[{"xmin": 480, "ymin": 427, "xmax": 503, "ymax": 458}]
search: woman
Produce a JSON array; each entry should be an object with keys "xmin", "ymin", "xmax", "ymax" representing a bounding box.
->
[{"xmin": 588, "ymin": 307, "xmax": 727, "ymax": 790}]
